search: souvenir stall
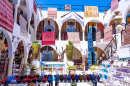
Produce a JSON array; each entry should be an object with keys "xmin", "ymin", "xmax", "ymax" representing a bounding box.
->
[
  {"xmin": 88, "ymin": 55, "xmax": 130, "ymax": 86},
  {"xmin": 12, "ymin": 41, "xmax": 24, "ymax": 75},
  {"xmin": 0, "ymin": 32, "xmax": 8, "ymax": 80}
]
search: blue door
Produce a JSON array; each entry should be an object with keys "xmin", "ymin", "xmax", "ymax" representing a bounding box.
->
[
  {"xmin": 43, "ymin": 51, "xmax": 53, "ymax": 61},
  {"xmin": 93, "ymin": 52, "xmax": 97, "ymax": 65},
  {"xmin": 88, "ymin": 52, "xmax": 92, "ymax": 67}
]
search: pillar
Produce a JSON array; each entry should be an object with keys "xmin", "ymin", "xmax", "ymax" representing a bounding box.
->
[
  {"xmin": 21, "ymin": 58, "xmax": 27, "ymax": 64},
  {"xmin": 27, "ymin": 19, "xmax": 31, "ymax": 33},
  {"xmin": 34, "ymin": 27, "xmax": 37, "ymax": 41},
  {"xmin": 14, "ymin": 4, "xmax": 19, "ymax": 22},
  {"xmin": 83, "ymin": 30, "xmax": 85, "ymax": 41},
  {"xmin": 116, "ymin": 25, "xmax": 123, "ymax": 49},
  {"xmin": 7, "ymin": 58, "xmax": 14, "ymax": 76},
  {"xmin": 59, "ymin": 29, "xmax": 61, "ymax": 40}
]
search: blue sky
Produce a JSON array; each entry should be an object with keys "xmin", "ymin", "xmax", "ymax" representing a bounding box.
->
[{"xmin": 35, "ymin": 0, "xmax": 113, "ymax": 12}]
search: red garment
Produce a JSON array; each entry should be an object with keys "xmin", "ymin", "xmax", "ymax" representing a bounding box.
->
[{"xmin": 42, "ymin": 32, "xmax": 55, "ymax": 45}]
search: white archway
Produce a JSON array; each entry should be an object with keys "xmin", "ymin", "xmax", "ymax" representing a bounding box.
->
[{"xmin": 0, "ymin": 27, "xmax": 13, "ymax": 58}]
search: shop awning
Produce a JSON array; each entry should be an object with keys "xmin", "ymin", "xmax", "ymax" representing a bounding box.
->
[{"xmin": 41, "ymin": 62, "xmax": 65, "ymax": 65}]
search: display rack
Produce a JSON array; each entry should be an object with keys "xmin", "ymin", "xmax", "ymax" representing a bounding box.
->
[{"xmin": 41, "ymin": 62, "xmax": 65, "ymax": 75}]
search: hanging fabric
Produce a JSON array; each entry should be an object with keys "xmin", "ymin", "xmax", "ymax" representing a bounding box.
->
[
  {"xmin": 29, "ymin": 25, "xmax": 35, "ymax": 42},
  {"xmin": 42, "ymin": 32, "xmax": 55, "ymax": 45},
  {"xmin": 67, "ymin": 32, "xmax": 80, "ymax": 45},
  {"xmin": 0, "ymin": 37, "xmax": 5, "ymax": 51}
]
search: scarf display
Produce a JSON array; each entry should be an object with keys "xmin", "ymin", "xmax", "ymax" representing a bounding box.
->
[
  {"xmin": 0, "ymin": 38, "xmax": 5, "ymax": 51},
  {"xmin": 42, "ymin": 32, "xmax": 55, "ymax": 45},
  {"xmin": 66, "ymin": 42, "xmax": 74, "ymax": 61},
  {"xmin": 29, "ymin": 26, "xmax": 35, "ymax": 42},
  {"xmin": 32, "ymin": 43, "xmax": 40, "ymax": 59},
  {"xmin": 67, "ymin": 32, "xmax": 80, "ymax": 45},
  {"xmin": 123, "ymin": 26, "xmax": 130, "ymax": 45},
  {"xmin": 19, "ymin": 15, "xmax": 28, "ymax": 37},
  {"xmin": 104, "ymin": 25, "xmax": 113, "ymax": 42}
]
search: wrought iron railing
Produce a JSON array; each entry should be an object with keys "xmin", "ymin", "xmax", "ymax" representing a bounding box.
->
[{"xmin": 97, "ymin": 35, "xmax": 117, "ymax": 65}]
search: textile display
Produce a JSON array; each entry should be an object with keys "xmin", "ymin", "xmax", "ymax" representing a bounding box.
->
[
  {"xmin": 111, "ymin": 0, "xmax": 119, "ymax": 12},
  {"xmin": 0, "ymin": 38, "xmax": 5, "ymax": 51},
  {"xmin": 0, "ymin": 0, "xmax": 14, "ymax": 32},
  {"xmin": 29, "ymin": 26, "xmax": 35, "ymax": 42},
  {"xmin": 123, "ymin": 26, "xmax": 130, "ymax": 45},
  {"xmin": 104, "ymin": 25, "xmax": 113, "ymax": 42},
  {"xmin": 61, "ymin": 32, "xmax": 67, "ymax": 40},
  {"xmin": 84, "ymin": 6, "xmax": 99, "ymax": 17},
  {"xmin": 87, "ymin": 33, "xmax": 93, "ymax": 40},
  {"xmin": 19, "ymin": 15, "xmax": 28, "ymax": 37},
  {"xmin": 97, "ymin": 23, "xmax": 104, "ymax": 31},
  {"xmin": 3, "ymin": 59, "xmax": 8, "ymax": 75},
  {"xmin": 67, "ymin": 32, "xmax": 80, "ymax": 45},
  {"xmin": 33, "ymin": 0, "xmax": 37, "ymax": 14},
  {"xmin": 66, "ymin": 42, "xmax": 74, "ymax": 61},
  {"xmin": 42, "ymin": 32, "xmax": 55, "ymax": 45},
  {"xmin": 96, "ymin": 31, "xmax": 101, "ymax": 43},
  {"xmin": 47, "ymin": 8, "xmax": 57, "ymax": 18},
  {"xmin": 32, "ymin": 43, "xmax": 40, "ymax": 59},
  {"xmin": 88, "ymin": 41, "xmax": 94, "ymax": 51},
  {"xmin": 65, "ymin": 5, "xmax": 71, "ymax": 10}
]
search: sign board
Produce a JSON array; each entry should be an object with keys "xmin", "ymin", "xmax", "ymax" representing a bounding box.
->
[
  {"xmin": 84, "ymin": 6, "xmax": 99, "ymax": 17},
  {"xmin": 65, "ymin": 5, "xmax": 71, "ymax": 10},
  {"xmin": 48, "ymin": 8, "xmax": 57, "ymax": 18}
]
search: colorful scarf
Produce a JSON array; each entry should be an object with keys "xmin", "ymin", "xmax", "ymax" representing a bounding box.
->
[
  {"xmin": 66, "ymin": 45, "xmax": 73, "ymax": 61},
  {"xmin": 67, "ymin": 32, "xmax": 80, "ymax": 45},
  {"xmin": 42, "ymin": 32, "xmax": 55, "ymax": 45}
]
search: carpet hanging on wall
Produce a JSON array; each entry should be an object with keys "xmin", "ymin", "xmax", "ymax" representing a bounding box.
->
[
  {"xmin": 42, "ymin": 32, "xmax": 55, "ymax": 45},
  {"xmin": 67, "ymin": 32, "xmax": 80, "ymax": 45},
  {"xmin": 66, "ymin": 41, "xmax": 74, "ymax": 61}
]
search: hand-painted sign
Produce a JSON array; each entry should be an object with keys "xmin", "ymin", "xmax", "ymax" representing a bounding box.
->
[
  {"xmin": 65, "ymin": 5, "xmax": 71, "ymax": 10},
  {"xmin": 84, "ymin": 6, "xmax": 99, "ymax": 17}
]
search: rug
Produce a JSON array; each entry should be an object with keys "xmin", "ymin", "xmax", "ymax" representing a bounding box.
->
[
  {"xmin": 42, "ymin": 32, "xmax": 55, "ymax": 45},
  {"xmin": 67, "ymin": 32, "xmax": 80, "ymax": 45}
]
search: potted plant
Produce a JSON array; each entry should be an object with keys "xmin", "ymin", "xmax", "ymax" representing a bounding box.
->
[
  {"xmin": 66, "ymin": 41, "xmax": 74, "ymax": 61},
  {"xmin": 66, "ymin": 63, "xmax": 77, "ymax": 74}
]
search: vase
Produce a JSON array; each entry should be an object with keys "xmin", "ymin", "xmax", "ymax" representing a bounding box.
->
[
  {"xmin": 32, "ymin": 43, "xmax": 40, "ymax": 59},
  {"xmin": 66, "ymin": 45, "xmax": 73, "ymax": 61}
]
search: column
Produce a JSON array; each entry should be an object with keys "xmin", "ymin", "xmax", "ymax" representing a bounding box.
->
[
  {"xmin": 83, "ymin": 30, "xmax": 85, "ymax": 41},
  {"xmin": 7, "ymin": 58, "xmax": 14, "ymax": 76},
  {"xmin": 34, "ymin": 27, "xmax": 37, "ymax": 41},
  {"xmin": 27, "ymin": 19, "xmax": 31, "ymax": 33},
  {"xmin": 59, "ymin": 29, "xmax": 61, "ymax": 40},
  {"xmin": 116, "ymin": 25, "xmax": 123, "ymax": 49},
  {"xmin": 14, "ymin": 4, "xmax": 19, "ymax": 22}
]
